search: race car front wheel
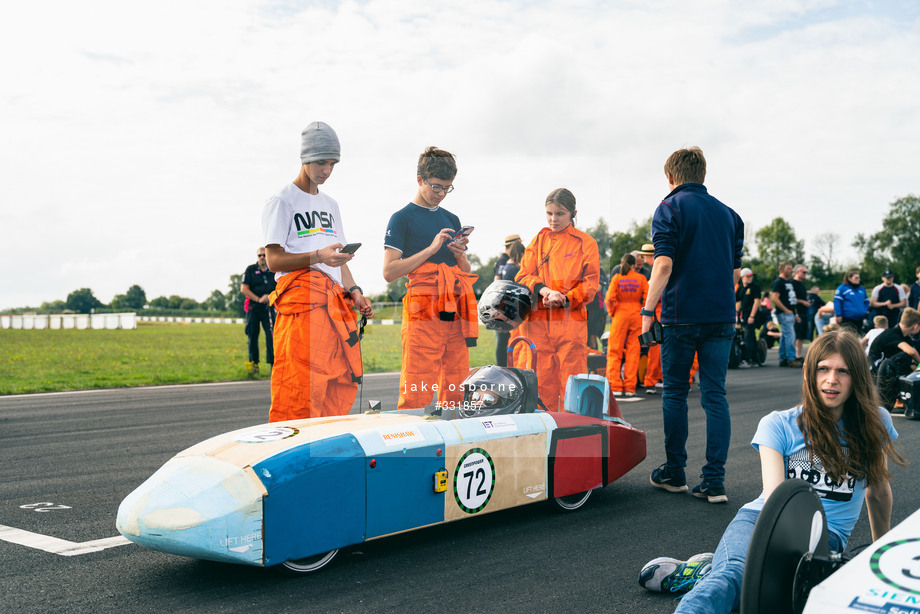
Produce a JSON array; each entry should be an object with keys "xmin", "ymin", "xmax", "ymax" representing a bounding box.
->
[
  {"xmin": 551, "ymin": 489, "xmax": 592, "ymax": 512},
  {"xmin": 278, "ymin": 549, "xmax": 339, "ymax": 575}
]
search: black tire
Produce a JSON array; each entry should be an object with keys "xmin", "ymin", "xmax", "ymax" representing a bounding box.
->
[
  {"xmin": 278, "ymin": 549, "xmax": 339, "ymax": 575},
  {"xmin": 728, "ymin": 336, "xmax": 743, "ymax": 369},
  {"xmin": 754, "ymin": 339, "xmax": 768, "ymax": 365},
  {"xmin": 551, "ymin": 489, "xmax": 592, "ymax": 512}
]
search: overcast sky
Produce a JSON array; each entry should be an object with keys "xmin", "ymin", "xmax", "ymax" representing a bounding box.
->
[{"xmin": 2, "ymin": 0, "xmax": 918, "ymax": 310}]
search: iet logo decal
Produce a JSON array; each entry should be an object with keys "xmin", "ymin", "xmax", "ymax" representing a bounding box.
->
[{"xmin": 295, "ymin": 210, "xmax": 336, "ymax": 237}]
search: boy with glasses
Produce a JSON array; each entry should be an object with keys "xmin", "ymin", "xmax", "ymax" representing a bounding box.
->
[{"xmin": 383, "ymin": 146, "xmax": 478, "ymax": 410}]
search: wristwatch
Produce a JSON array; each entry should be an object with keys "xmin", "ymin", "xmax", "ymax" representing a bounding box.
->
[{"xmin": 640, "ymin": 308, "xmax": 656, "ymax": 317}]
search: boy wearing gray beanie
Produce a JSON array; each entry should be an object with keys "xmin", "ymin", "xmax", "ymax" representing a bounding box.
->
[{"xmin": 261, "ymin": 122, "xmax": 374, "ymax": 422}]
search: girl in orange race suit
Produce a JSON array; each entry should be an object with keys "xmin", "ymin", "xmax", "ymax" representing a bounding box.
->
[
  {"xmin": 514, "ymin": 188, "xmax": 600, "ymax": 412},
  {"xmin": 606, "ymin": 252, "xmax": 649, "ymax": 396}
]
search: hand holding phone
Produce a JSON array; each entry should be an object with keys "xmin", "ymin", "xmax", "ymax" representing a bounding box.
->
[{"xmin": 452, "ymin": 226, "xmax": 474, "ymax": 242}]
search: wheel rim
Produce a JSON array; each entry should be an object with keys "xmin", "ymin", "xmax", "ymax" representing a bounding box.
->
[
  {"xmin": 281, "ymin": 549, "xmax": 339, "ymax": 574},
  {"xmin": 554, "ymin": 489, "xmax": 592, "ymax": 511}
]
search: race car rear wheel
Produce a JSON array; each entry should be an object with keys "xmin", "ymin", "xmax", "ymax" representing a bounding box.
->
[
  {"xmin": 278, "ymin": 549, "xmax": 339, "ymax": 575},
  {"xmin": 551, "ymin": 489, "xmax": 592, "ymax": 512}
]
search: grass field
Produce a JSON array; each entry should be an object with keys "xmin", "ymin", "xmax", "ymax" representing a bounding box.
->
[{"xmin": 0, "ymin": 321, "xmax": 499, "ymax": 395}]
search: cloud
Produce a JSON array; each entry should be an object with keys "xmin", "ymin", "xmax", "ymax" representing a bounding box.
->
[{"xmin": 1, "ymin": 0, "xmax": 919, "ymax": 309}]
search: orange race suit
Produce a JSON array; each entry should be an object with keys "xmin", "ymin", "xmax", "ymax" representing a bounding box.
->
[
  {"xmin": 399, "ymin": 261, "xmax": 479, "ymax": 409},
  {"xmin": 606, "ymin": 269, "xmax": 648, "ymax": 394},
  {"xmin": 268, "ymin": 269, "xmax": 363, "ymax": 422},
  {"xmin": 514, "ymin": 225, "xmax": 599, "ymax": 412}
]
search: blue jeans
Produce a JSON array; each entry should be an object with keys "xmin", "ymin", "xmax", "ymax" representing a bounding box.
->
[
  {"xmin": 675, "ymin": 507, "xmax": 843, "ymax": 613},
  {"xmin": 660, "ymin": 323, "xmax": 733, "ymax": 484},
  {"xmin": 776, "ymin": 312, "xmax": 796, "ymax": 362}
]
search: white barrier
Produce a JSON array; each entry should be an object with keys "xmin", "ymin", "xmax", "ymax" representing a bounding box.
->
[
  {"xmin": 136, "ymin": 316, "xmax": 245, "ymax": 324},
  {"xmin": 0, "ymin": 313, "xmax": 137, "ymax": 330}
]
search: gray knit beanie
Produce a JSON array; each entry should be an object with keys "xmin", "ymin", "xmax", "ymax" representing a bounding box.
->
[{"xmin": 300, "ymin": 121, "xmax": 341, "ymax": 164}]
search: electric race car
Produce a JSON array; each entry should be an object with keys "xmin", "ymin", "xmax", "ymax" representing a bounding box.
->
[{"xmin": 116, "ymin": 367, "xmax": 646, "ymax": 574}]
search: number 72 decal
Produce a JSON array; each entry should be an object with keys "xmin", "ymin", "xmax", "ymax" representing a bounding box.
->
[{"xmin": 454, "ymin": 448, "xmax": 495, "ymax": 514}]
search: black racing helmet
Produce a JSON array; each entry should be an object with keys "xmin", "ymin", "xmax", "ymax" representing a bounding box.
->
[
  {"xmin": 458, "ymin": 365, "xmax": 539, "ymax": 418},
  {"xmin": 477, "ymin": 280, "xmax": 535, "ymax": 332}
]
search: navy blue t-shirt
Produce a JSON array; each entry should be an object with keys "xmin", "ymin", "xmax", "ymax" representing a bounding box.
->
[{"xmin": 384, "ymin": 203, "xmax": 462, "ymax": 266}]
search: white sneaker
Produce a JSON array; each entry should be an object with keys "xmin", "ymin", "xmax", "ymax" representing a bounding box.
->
[{"xmin": 613, "ymin": 391, "xmax": 623, "ymax": 397}]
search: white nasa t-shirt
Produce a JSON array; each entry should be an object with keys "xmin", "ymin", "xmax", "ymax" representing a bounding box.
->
[{"xmin": 261, "ymin": 183, "xmax": 347, "ymax": 285}]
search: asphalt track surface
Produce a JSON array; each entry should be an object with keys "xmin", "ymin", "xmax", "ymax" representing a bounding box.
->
[{"xmin": 2, "ymin": 349, "xmax": 920, "ymax": 614}]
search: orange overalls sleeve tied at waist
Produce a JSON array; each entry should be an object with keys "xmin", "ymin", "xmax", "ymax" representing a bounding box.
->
[
  {"xmin": 267, "ymin": 268, "xmax": 363, "ymax": 421},
  {"xmin": 398, "ymin": 261, "xmax": 479, "ymax": 410},
  {"xmin": 404, "ymin": 261, "xmax": 479, "ymax": 345}
]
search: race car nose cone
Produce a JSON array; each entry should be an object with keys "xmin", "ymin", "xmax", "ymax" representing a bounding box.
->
[{"xmin": 116, "ymin": 455, "xmax": 267, "ymax": 565}]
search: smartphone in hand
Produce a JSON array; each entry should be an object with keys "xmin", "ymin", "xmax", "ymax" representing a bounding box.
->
[
  {"xmin": 452, "ymin": 226, "xmax": 474, "ymax": 242},
  {"xmin": 339, "ymin": 242, "xmax": 362, "ymax": 254}
]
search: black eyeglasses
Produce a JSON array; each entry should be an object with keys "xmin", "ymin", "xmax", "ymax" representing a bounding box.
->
[
  {"xmin": 257, "ymin": 254, "xmax": 266, "ymax": 257},
  {"xmin": 424, "ymin": 178, "xmax": 454, "ymax": 194}
]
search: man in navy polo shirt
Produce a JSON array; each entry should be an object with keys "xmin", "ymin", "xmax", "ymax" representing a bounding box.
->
[
  {"xmin": 641, "ymin": 147, "xmax": 744, "ymax": 504},
  {"xmin": 241, "ymin": 247, "xmax": 277, "ymax": 372}
]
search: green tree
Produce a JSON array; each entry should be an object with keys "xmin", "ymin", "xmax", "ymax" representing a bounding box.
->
[
  {"xmin": 755, "ymin": 218, "xmax": 805, "ymax": 273},
  {"xmin": 149, "ymin": 296, "xmax": 169, "ymax": 309},
  {"xmin": 124, "ymin": 284, "xmax": 147, "ymax": 309},
  {"xmin": 386, "ymin": 277, "xmax": 408, "ymax": 303},
  {"xmin": 226, "ymin": 274, "xmax": 245, "ymax": 317},
  {"xmin": 585, "ymin": 218, "xmax": 613, "ymax": 268},
  {"xmin": 854, "ymin": 194, "xmax": 920, "ymax": 284},
  {"xmin": 204, "ymin": 289, "xmax": 227, "ymax": 311},
  {"xmin": 65, "ymin": 288, "xmax": 102, "ymax": 313},
  {"xmin": 38, "ymin": 300, "xmax": 66, "ymax": 313}
]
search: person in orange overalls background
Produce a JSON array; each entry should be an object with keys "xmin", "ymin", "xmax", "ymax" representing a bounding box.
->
[
  {"xmin": 606, "ymin": 252, "xmax": 649, "ymax": 397},
  {"xmin": 637, "ymin": 244, "xmax": 663, "ymax": 393},
  {"xmin": 262, "ymin": 121, "xmax": 375, "ymax": 422},
  {"xmin": 514, "ymin": 188, "xmax": 600, "ymax": 412},
  {"xmin": 383, "ymin": 147, "xmax": 478, "ymax": 410}
]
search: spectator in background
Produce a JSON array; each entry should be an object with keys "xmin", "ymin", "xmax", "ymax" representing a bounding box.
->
[
  {"xmin": 735, "ymin": 268, "xmax": 761, "ymax": 368},
  {"xmin": 868, "ymin": 307, "xmax": 920, "ymax": 409},
  {"xmin": 909, "ymin": 266, "xmax": 920, "ymax": 311},
  {"xmin": 587, "ymin": 267, "xmax": 609, "ymax": 351},
  {"xmin": 834, "ymin": 270, "xmax": 870, "ymax": 334},
  {"xmin": 606, "ymin": 252, "xmax": 648, "ymax": 397},
  {"xmin": 815, "ymin": 300, "xmax": 836, "ymax": 336},
  {"xmin": 493, "ymin": 239, "xmax": 524, "ymax": 366},
  {"xmin": 861, "ymin": 315, "xmax": 889, "ymax": 356},
  {"xmin": 493, "ymin": 234, "xmax": 522, "ymax": 281},
  {"xmin": 642, "ymin": 146, "xmax": 743, "ymax": 503},
  {"xmin": 240, "ymin": 247, "xmax": 276, "ymax": 373},
  {"xmin": 637, "ymin": 244, "xmax": 655, "ymax": 279},
  {"xmin": 771, "ymin": 262, "xmax": 801, "ymax": 367},
  {"xmin": 792, "ymin": 264, "xmax": 811, "ymax": 360},
  {"xmin": 871, "ymin": 270, "xmax": 907, "ymax": 329},
  {"xmin": 807, "ymin": 285, "xmax": 825, "ymax": 339}
]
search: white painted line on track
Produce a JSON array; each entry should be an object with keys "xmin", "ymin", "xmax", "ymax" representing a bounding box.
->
[{"xmin": 0, "ymin": 524, "xmax": 131, "ymax": 556}]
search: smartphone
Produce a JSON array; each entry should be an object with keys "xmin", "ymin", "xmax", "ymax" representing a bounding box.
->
[
  {"xmin": 339, "ymin": 242, "xmax": 362, "ymax": 254},
  {"xmin": 452, "ymin": 226, "xmax": 474, "ymax": 241}
]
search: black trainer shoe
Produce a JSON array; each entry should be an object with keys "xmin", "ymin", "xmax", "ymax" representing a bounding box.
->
[
  {"xmin": 692, "ymin": 481, "xmax": 728, "ymax": 503},
  {"xmin": 650, "ymin": 464, "xmax": 688, "ymax": 493}
]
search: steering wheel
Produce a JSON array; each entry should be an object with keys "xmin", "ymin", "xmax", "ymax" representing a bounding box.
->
[{"xmin": 740, "ymin": 479, "xmax": 830, "ymax": 614}]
